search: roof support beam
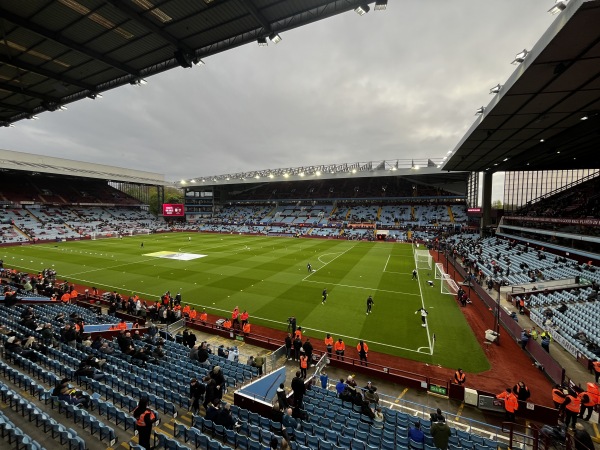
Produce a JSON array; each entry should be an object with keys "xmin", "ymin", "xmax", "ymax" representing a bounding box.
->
[
  {"xmin": 0, "ymin": 83, "xmax": 58, "ymax": 103},
  {"xmin": 0, "ymin": 54, "xmax": 96, "ymax": 91},
  {"xmin": 0, "ymin": 7, "xmax": 139, "ymax": 77},
  {"xmin": 103, "ymin": 0, "xmax": 193, "ymax": 53},
  {"xmin": 0, "ymin": 101, "xmax": 33, "ymax": 114},
  {"xmin": 239, "ymin": 0, "xmax": 272, "ymax": 33}
]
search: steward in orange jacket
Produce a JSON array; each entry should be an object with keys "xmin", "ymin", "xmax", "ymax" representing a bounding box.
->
[
  {"xmin": 560, "ymin": 393, "xmax": 580, "ymax": 429},
  {"xmin": 199, "ymin": 311, "xmax": 207, "ymax": 323},
  {"xmin": 496, "ymin": 388, "xmax": 518, "ymax": 422},
  {"xmin": 551, "ymin": 385, "xmax": 567, "ymax": 408},
  {"xmin": 334, "ymin": 338, "xmax": 345, "ymax": 361},
  {"xmin": 454, "ymin": 369, "xmax": 466, "ymax": 385},
  {"xmin": 324, "ymin": 334, "xmax": 334, "ymax": 357},
  {"xmin": 357, "ymin": 340, "xmax": 368, "ymax": 366},
  {"xmin": 242, "ymin": 322, "xmax": 251, "ymax": 334}
]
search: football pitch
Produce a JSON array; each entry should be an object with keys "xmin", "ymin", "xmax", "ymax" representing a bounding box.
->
[{"xmin": 1, "ymin": 233, "xmax": 489, "ymax": 372}]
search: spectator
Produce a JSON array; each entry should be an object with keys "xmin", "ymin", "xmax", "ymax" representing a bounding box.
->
[
  {"xmin": 277, "ymin": 383, "xmax": 288, "ymax": 410},
  {"xmin": 409, "ymin": 422, "xmax": 425, "ymax": 444},
  {"xmin": 319, "ymin": 371, "xmax": 328, "ymax": 390},
  {"xmin": 431, "ymin": 417, "xmax": 452, "ymax": 450},
  {"xmin": 574, "ymin": 423, "xmax": 594, "ymax": 450},
  {"xmin": 291, "ymin": 371, "xmax": 305, "ymax": 408},
  {"xmin": 335, "ymin": 378, "xmax": 346, "ymax": 397},
  {"xmin": 373, "ymin": 406, "xmax": 384, "ymax": 428},
  {"xmin": 215, "ymin": 403, "xmax": 237, "ymax": 430},
  {"xmin": 190, "ymin": 378, "xmax": 205, "ymax": 415},
  {"xmin": 364, "ymin": 386, "xmax": 379, "ymax": 405},
  {"xmin": 281, "ymin": 408, "xmax": 298, "ymax": 430}
]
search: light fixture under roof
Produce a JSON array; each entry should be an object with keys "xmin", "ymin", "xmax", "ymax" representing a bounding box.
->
[
  {"xmin": 475, "ymin": 107, "xmax": 485, "ymax": 115},
  {"xmin": 315, "ymin": 171, "xmax": 321, "ymax": 176},
  {"xmin": 489, "ymin": 84, "xmax": 502, "ymax": 94},
  {"xmin": 511, "ymin": 49, "xmax": 528, "ymax": 65},
  {"xmin": 580, "ymin": 115, "xmax": 589, "ymax": 121},
  {"xmin": 269, "ymin": 33, "xmax": 282, "ymax": 44},
  {"xmin": 352, "ymin": 169, "xmax": 357, "ymax": 174},
  {"xmin": 503, "ymin": 158, "xmax": 509, "ymax": 162},
  {"xmin": 87, "ymin": 93, "xmax": 102, "ymax": 100},
  {"xmin": 130, "ymin": 78, "xmax": 147, "ymax": 86},
  {"xmin": 355, "ymin": 4, "xmax": 370, "ymax": 15},
  {"xmin": 269, "ymin": 174, "xmax": 274, "ymax": 179},
  {"xmin": 374, "ymin": 0, "xmax": 388, "ymax": 10},
  {"xmin": 257, "ymin": 37, "xmax": 268, "ymax": 47},
  {"xmin": 548, "ymin": 0, "xmax": 568, "ymax": 15}
]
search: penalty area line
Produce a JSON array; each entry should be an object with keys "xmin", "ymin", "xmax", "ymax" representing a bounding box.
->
[
  {"xmin": 303, "ymin": 279, "xmax": 420, "ymax": 296},
  {"xmin": 199, "ymin": 305, "xmax": 426, "ymax": 355}
]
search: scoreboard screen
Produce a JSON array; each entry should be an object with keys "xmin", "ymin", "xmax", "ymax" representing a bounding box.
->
[{"xmin": 162, "ymin": 204, "xmax": 185, "ymax": 216}]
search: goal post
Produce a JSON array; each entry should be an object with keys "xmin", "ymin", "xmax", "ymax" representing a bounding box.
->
[
  {"xmin": 414, "ymin": 249, "xmax": 432, "ymax": 270},
  {"xmin": 434, "ymin": 263, "xmax": 445, "ymax": 280},
  {"xmin": 441, "ymin": 273, "xmax": 459, "ymax": 295}
]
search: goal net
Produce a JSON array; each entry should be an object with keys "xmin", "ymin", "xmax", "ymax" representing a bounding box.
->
[
  {"xmin": 441, "ymin": 273, "xmax": 459, "ymax": 295},
  {"xmin": 414, "ymin": 249, "xmax": 432, "ymax": 270},
  {"xmin": 434, "ymin": 263, "xmax": 445, "ymax": 280}
]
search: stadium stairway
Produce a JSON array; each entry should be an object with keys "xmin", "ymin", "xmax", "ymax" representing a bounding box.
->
[
  {"xmin": 447, "ymin": 205, "xmax": 455, "ymax": 223},
  {"xmin": 12, "ymin": 224, "xmax": 31, "ymax": 241}
]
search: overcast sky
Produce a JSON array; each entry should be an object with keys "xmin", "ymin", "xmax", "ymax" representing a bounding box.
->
[{"xmin": 1, "ymin": 0, "xmax": 556, "ymax": 193}]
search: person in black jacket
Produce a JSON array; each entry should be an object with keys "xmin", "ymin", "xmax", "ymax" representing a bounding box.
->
[
  {"xmin": 203, "ymin": 378, "xmax": 218, "ymax": 410},
  {"xmin": 190, "ymin": 378, "xmax": 205, "ymax": 415},
  {"xmin": 215, "ymin": 403, "xmax": 237, "ymax": 430},
  {"xmin": 285, "ymin": 334, "xmax": 292, "ymax": 360},
  {"xmin": 209, "ymin": 366, "xmax": 225, "ymax": 399},
  {"xmin": 292, "ymin": 336, "xmax": 302, "ymax": 362},
  {"xmin": 291, "ymin": 371, "xmax": 305, "ymax": 409},
  {"xmin": 302, "ymin": 339, "xmax": 313, "ymax": 367}
]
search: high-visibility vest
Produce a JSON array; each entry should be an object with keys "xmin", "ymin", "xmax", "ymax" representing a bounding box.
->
[
  {"xmin": 593, "ymin": 361, "xmax": 600, "ymax": 373},
  {"xmin": 61, "ymin": 293, "xmax": 71, "ymax": 303},
  {"xmin": 324, "ymin": 337, "xmax": 333, "ymax": 347},
  {"xmin": 497, "ymin": 391, "xmax": 518, "ymax": 413},
  {"xmin": 189, "ymin": 310, "xmax": 197, "ymax": 320},
  {"xmin": 300, "ymin": 355, "xmax": 308, "ymax": 369},
  {"xmin": 552, "ymin": 389, "xmax": 566, "ymax": 405},
  {"xmin": 295, "ymin": 330, "xmax": 302, "ymax": 340},
  {"xmin": 241, "ymin": 312, "xmax": 249, "ymax": 321},
  {"xmin": 587, "ymin": 383, "xmax": 599, "ymax": 405},
  {"xmin": 334, "ymin": 341, "xmax": 345, "ymax": 352},
  {"xmin": 136, "ymin": 409, "xmax": 155, "ymax": 427},
  {"xmin": 454, "ymin": 371, "xmax": 465, "ymax": 384},
  {"xmin": 223, "ymin": 320, "xmax": 231, "ymax": 329},
  {"xmin": 232, "ymin": 311, "xmax": 239, "ymax": 320},
  {"xmin": 578, "ymin": 392, "xmax": 594, "ymax": 407},
  {"xmin": 200, "ymin": 313, "xmax": 207, "ymax": 322},
  {"xmin": 243, "ymin": 323, "xmax": 251, "ymax": 334},
  {"xmin": 357, "ymin": 343, "xmax": 368, "ymax": 355},
  {"xmin": 565, "ymin": 395, "xmax": 581, "ymax": 413}
]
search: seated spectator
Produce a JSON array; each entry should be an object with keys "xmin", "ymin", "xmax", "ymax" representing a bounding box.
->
[
  {"xmin": 282, "ymin": 408, "xmax": 299, "ymax": 430},
  {"xmin": 430, "ymin": 408, "xmax": 445, "ymax": 423},
  {"xmin": 215, "ymin": 403, "xmax": 237, "ymax": 430},
  {"xmin": 205, "ymin": 398, "xmax": 221, "ymax": 421},
  {"xmin": 271, "ymin": 402, "xmax": 284, "ymax": 423},
  {"xmin": 364, "ymin": 386, "xmax": 379, "ymax": 405},
  {"xmin": 409, "ymin": 422, "xmax": 425, "ymax": 444},
  {"xmin": 335, "ymin": 378, "xmax": 346, "ymax": 397}
]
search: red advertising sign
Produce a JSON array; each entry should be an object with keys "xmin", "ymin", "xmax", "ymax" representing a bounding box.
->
[{"xmin": 162, "ymin": 204, "xmax": 185, "ymax": 216}]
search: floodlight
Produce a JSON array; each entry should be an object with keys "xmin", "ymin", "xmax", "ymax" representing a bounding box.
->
[
  {"xmin": 269, "ymin": 33, "xmax": 282, "ymax": 44},
  {"xmin": 87, "ymin": 93, "xmax": 103, "ymax": 100},
  {"xmin": 257, "ymin": 37, "xmax": 268, "ymax": 47},
  {"xmin": 27, "ymin": 115, "xmax": 38, "ymax": 120},
  {"xmin": 489, "ymin": 84, "xmax": 502, "ymax": 94},
  {"xmin": 355, "ymin": 4, "xmax": 370, "ymax": 15},
  {"xmin": 548, "ymin": 0, "xmax": 567, "ymax": 15},
  {"xmin": 130, "ymin": 78, "xmax": 147, "ymax": 86},
  {"xmin": 57, "ymin": 105, "xmax": 67, "ymax": 111},
  {"xmin": 299, "ymin": 172, "xmax": 305, "ymax": 177},
  {"xmin": 511, "ymin": 49, "xmax": 528, "ymax": 65},
  {"xmin": 315, "ymin": 171, "xmax": 321, "ymax": 176},
  {"xmin": 352, "ymin": 169, "xmax": 357, "ymax": 174},
  {"xmin": 181, "ymin": 180, "xmax": 186, "ymax": 184},
  {"xmin": 475, "ymin": 107, "xmax": 485, "ymax": 115},
  {"xmin": 283, "ymin": 173, "xmax": 289, "ymax": 178},
  {"xmin": 269, "ymin": 174, "xmax": 274, "ymax": 179},
  {"xmin": 580, "ymin": 115, "xmax": 588, "ymax": 121},
  {"xmin": 374, "ymin": 0, "xmax": 388, "ymax": 10}
]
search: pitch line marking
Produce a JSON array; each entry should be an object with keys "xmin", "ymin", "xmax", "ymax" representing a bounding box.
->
[
  {"xmin": 303, "ymin": 244, "xmax": 356, "ymax": 281},
  {"xmin": 413, "ymin": 246, "xmax": 433, "ymax": 354},
  {"xmin": 383, "ymin": 255, "xmax": 391, "ymax": 273},
  {"xmin": 64, "ymin": 258, "xmax": 157, "ymax": 277},
  {"xmin": 303, "ymin": 279, "xmax": 420, "ymax": 296},
  {"xmin": 198, "ymin": 304, "xmax": 428, "ymax": 355}
]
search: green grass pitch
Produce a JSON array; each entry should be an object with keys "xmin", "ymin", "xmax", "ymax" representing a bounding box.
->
[{"xmin": 1, "ymin": 233, "xmax": 489, "ymax": 372}]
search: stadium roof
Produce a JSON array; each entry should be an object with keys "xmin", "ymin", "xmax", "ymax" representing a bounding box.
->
[
  {"xmin": 0, "ymin": 148, "xmax": 166, "ymax": 185},
  {"xmin": 0, "ymin": 0, "xmax": 383, "ymax": 126},
  {"xmin": 177, "ymin": 158, "xmax": 470, "ymax": 195},
  {"xmin": 443, "ymin": 0, "xmax": 600, "ymax": 173}
]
